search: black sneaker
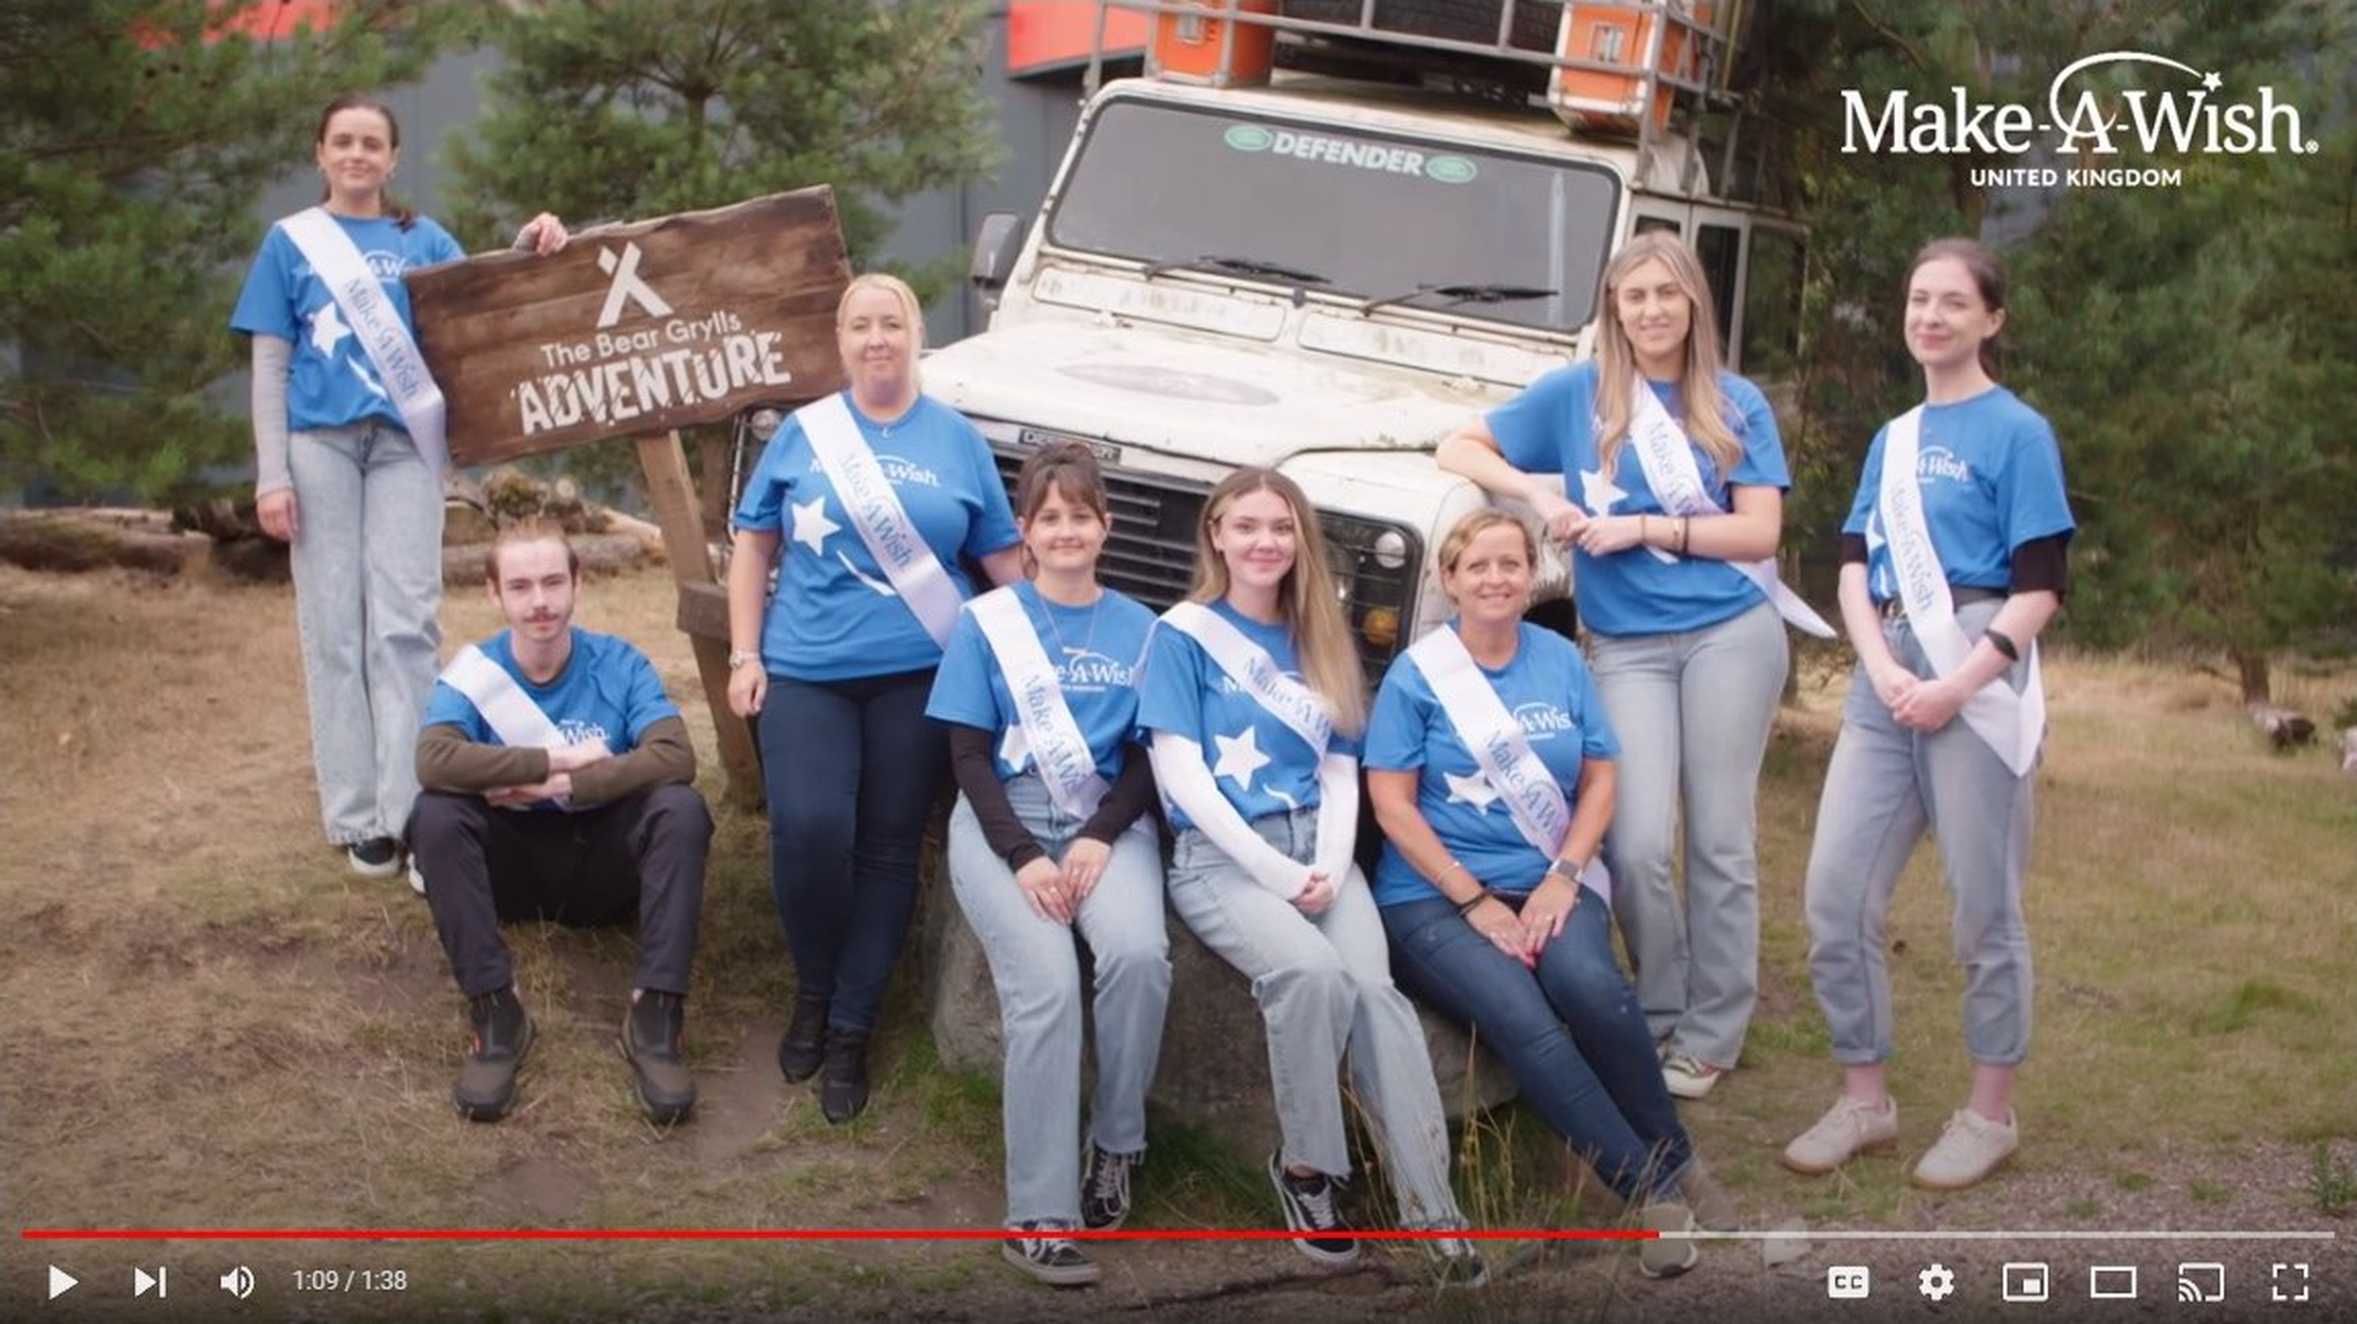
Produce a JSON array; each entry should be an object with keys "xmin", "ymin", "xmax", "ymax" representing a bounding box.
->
[
  {"xmin": 347, "ymin": 837, "xmax": 400, "ymax": 878},
  {"xmin": 1426, "ymin": 1229, "xmax": 1490, "ymax": 1288},
  {"xmin": 620, "ymin": 989, "xmax": 696, "ymax": 1126},
  {"xmin": 776, "ymin": 991, "xmax": 828, "ymax": 1083},
  {"xmin": 1267, "ymin": 1153, "xmax": 1359, "ymax": 1267},
  {"xmin": 453, "ymin": 988, "xmax": 533, "ymax": 1122},
  {"xmin": 1081, "ymin": 1144, "xmax": 1139, "ymax": 1231},
  {"xmin": 818, "ymin": 1029, "xmax": 869, "ymax": 1125},
  {"xmin": 1001, "ymin": 1220, "xmax": 1100, "ymax": 1287}
]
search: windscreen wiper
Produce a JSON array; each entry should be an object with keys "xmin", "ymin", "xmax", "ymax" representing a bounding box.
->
[
  {"xmin": 1360, "ymin": 283, "xmax": 1558, "ymax": 317},
  {"xmin": 1140, "ymin": 253, "xmax": 1332, "ymax": 286}
]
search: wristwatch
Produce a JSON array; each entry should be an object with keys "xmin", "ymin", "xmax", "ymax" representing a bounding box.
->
[
  {"xmin": 1544, "ymin": 856, "xmax": 1587, "ymax": 889},
  {"xmin": 727, "ymin": 649, "xmax": 760, "ymax": 670}
]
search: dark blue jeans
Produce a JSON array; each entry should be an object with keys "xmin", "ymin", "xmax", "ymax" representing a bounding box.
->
[
  {"xmin": 1383, "ymin": 892, "xmax": 1693, "ymax": 1203},
  {"xmin": 758, "ymin": 668, "xmax": 948, "ymax": 1034}
]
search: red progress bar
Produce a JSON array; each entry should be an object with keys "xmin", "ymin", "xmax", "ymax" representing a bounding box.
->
[{"xmin": 23, "ymin": 1228, "xmax": 1651, "ymax": 1243}]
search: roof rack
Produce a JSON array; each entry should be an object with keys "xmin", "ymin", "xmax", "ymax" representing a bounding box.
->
[{"xmin": 1083, "ymin": 1, "xmax": 1760, "ymax": 196}]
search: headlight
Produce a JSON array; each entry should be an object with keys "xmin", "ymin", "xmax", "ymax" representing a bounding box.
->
[{"xmin": 1371, "ymin": 529, "xmax": 1411, "ymax": 571}]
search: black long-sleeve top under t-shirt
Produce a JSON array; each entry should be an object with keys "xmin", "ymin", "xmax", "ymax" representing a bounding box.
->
[
  {"xmin": 945, "ymin": 724, "xmax": 1159, "ymax": 870},
  {"xmin": 1839, "ymin": 530, "xmax": 2071, "ymax": 599}
]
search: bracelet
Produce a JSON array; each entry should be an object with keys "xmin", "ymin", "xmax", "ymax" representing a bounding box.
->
[
  {"xmin": 1680, "ymin": 516, "xmax": 1692, "ymax": 554},
  {"xmin": 1456, "ymin": 888, "xmax": 1493, "ymax": 916},
  {"xmin": 1433, "ymin": 859, "xmax": 1468, "ymax": 887},
  {"xmin": 1638, "ymin": 513, "xmax": 1649, "ymax": 546},
  {"xmin": 1984, "ymin": 627, "xmax": 2020, "ymax": 662}
]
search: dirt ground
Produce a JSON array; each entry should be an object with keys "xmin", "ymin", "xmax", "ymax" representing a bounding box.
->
[{"xmin": 1, "ymin": 562, "xmax": 2348, "ymax": 1324}]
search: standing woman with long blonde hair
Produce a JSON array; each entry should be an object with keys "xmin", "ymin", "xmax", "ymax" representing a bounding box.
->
[
  {"xmin": 1437, "ymin": 231, "xmax": 1826, "ymax": 1101},
  {"xmin": 1136, "ymin": 467, "xmax": 1482, "ymax": 1286}
]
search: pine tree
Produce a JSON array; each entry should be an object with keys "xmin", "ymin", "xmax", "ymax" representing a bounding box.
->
[{"xmin": 0, "ymin": 0, "xmax": 460, "ymax": 500}]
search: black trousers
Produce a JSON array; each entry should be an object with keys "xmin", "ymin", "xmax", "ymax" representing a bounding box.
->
[{"xmin": 408, "ymin": 785, "xmax": 712, "ymax": 998}]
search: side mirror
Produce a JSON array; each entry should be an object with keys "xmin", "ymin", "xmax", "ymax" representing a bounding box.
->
[{"xmin": 969, "ymin": 212, "xmax": 1026, "ymax": 291}]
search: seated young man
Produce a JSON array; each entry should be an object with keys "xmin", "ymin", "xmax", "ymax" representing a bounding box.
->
[{"xmin": 408, "ymin": 518, "xmax": 712, "ymax": 1125}]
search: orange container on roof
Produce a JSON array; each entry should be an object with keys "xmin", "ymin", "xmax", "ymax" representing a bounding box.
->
[
  {"xmin": 1550, "ymin": 1, "xmax": 1718, "ymax": 137},
  {"xmin": 1152, "ymin": 0, "xmax": 1279, "ymax": 87}
]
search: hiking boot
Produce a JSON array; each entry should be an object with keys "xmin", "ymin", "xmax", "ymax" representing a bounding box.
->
[
  {"xmin": 348, "ymin": 837, "xmax": 400, "ymax": 879},
  {"xmin": 1081, "ymin": 1143, "xmax": 1139, "ymax": 1231},
  {"xmin": 453, "ymin": 988, "xmax": 533, "ymax": 1122},
  {"xmin": 777, "ymin": 991, "xmax": 828, "ymax": 1083},
  {"xmin": 1267, "ymin": 1153, "xmax": 1358, "ymax": 1268},
  {"xmin": 1661, "ymin": 1051, "xmax": 1724, "ymax": 1100},
  {"xmin": 1911, "ymin": 1108, "xmax": 2018, "ymax": 1190},
  {"xmin": 1637, "ymin": 1200, "xmax": 1699, "ymax": 1278},
  {"xmin": 620, "ymin": 989, "xmax": 696, "ymax": 1126},
  {"xmin": 1001, "ymin": 1220, "xmax": 1100, "ymax": 1287},
  {"xmin": 818, "ymin": 1029, "xmax": 870, "ymax": 1125},
  {"xmin": 1782, "ymin": 1093, "xmax": 1899, "ymax": 1175},
  {"xmin": 1425, "ymin": 1227, "xmax": 1490, "ymax": 1288},
  {"xmin": 1675, "ymin": 1154, "xmax": 1741, "ymax": 1231}
]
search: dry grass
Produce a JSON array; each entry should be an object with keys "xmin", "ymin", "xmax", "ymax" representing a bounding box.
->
[{"xmin": 1, "ymin": 563, "xmax": 2350, "ymax": 1322}]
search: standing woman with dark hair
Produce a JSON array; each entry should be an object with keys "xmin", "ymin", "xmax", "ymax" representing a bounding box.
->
[
  {"xmin": 1437, "ymin": 231, "xmax": 1829, "ymax": 1101},
  {"xmin": 1783, "ymin": 238, "xmax": 2073, "ymax": 1191},
  {"xmin": 231, "ymin": 93, "xmax": 567, "ymax": 882},
  {"xmin": 1137, "ymin": 467, "xmax": 1483, "ymax": 1286},
  {"xmin": 927, "ymin": 443, "xmax": 1170, "ymax": 1287},
  {"xmin": 727, "ymin": 273, "xmax": 1025, "ymax": 1124}
]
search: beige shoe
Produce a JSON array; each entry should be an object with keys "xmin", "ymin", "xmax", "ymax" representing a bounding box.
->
[
  {"xmin": 1782, "ymin": 1094, "xmax": 1900, "ymax": 1174},
  {"xmin": 1637, "ymin": 1201, "xmax": 1699, "ymax": 1279},
  {"xmin": 1675, "ymin": 1155, "xmax": 1740, "ymax": 1231},
  {"xmin": 1912, "ymin": 1108, "xmax": 2018, "ymax": 1189},
  {"xmin": 1662, "ymin": 1052, "xmax": 1724, "ymax": 1100}
]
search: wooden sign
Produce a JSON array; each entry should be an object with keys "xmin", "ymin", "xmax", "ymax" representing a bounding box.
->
[{"xmin": 408, "ymin": 186, "xmax": 852, "ymax": 468}]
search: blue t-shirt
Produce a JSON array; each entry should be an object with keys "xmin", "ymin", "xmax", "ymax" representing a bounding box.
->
[
  {"xmin": 229, "ymin": 212, "xmax": 465, "ymax": 433},
  {"xmin": 1363, "ymin": 622, "xmax": 1619, "ymax": 907},
  {"xmin": 925, "ymin": 581, "xmax": 1158, "ymax": 783},
  {"xmin": 1487, "ymin": 360, "xmax": 1791, "ymax": 637},
  {"xmin": 733, "ymin": 391, "xmax": 1021, "ymax": 682},
  {"xmin": 1134, "ymin": 599, "xmax": 1362, "ymax": 831},
  {"xmin": 421, "ymin": 629, "xmax": 680, "ymax": 811},
  {"xmin": 1842, "ymin": 386, "xmax": 2075, "ymax": 602}
]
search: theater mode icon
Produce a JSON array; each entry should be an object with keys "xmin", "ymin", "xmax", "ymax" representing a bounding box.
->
[
  {"xmin": 2089, "ymin": 1265, "xmax": 2139, "ymax": 1299},
  {"xmin": 1828, "ymin": 1265, "xmax": 1872, "ymax": 1299}
]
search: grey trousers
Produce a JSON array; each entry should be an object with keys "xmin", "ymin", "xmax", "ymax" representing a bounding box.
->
[
  {"xmin": 1589, "ymin": 600, "xmax": 1788, "ymax": 1067},
  {"xmin": 1168, "ymin": 809, "xmax": 1464, "ymax": 1229},
  {"xmin": 1803, "ymin": 599, "xmax": 2036, "ymax": 1066},
  {"xmin": 286, "ymin": 422, "xmax": 444, "ymax": 846},
  {"xmin": 947, "ymin": 772, "xmax": 1170, "ymax": 1227}
]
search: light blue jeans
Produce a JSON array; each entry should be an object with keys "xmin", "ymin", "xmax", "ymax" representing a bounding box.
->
[
  {"xmin": 286, "ymin": 422, "xmax": 443, "ymax": 846},
  {"xmin": 1803, "ymin": 599, "xmax": 2036, "ymax": 1066},
  {"xmin": 1167, "ymin": 808, "xmax": 1464, "ymax": 1229},
  {"xmin": 947, "ymin": 772, "xmax": 1170, "ymax": 1226},
  {"xmin": 1589, "ymin": 600, "xmax": 1788, "ymax": 1068}
]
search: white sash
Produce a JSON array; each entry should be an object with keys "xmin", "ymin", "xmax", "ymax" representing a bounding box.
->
[
  {"xmin": 1160, "ymin": 601, "xmax": 1333, "ymax": 758},
  {"xmin": 278, "ymin": 206, "xmax": 449, "ymax": 477},
  {"xmin": 1622, "ymin": 379, "xmax": 1836, "ymax": 637},
  {"xmin": 1879, "ymin": 407, "xmax": 2045, "ymax": 776},
  {"xmin": 798, "ymin": 393, "xmax": 963, "ymax": 648},
  {"xmin": 1408, "ymin": 626, "xmax": 1610, "ymax": 904},
  {"xmin": 969, "ymin": 587, "xmax": 1110, "ymax": 819},
  {"xmin": 440, "ymin": 643, "xmax": 572, "ymax": 808}
]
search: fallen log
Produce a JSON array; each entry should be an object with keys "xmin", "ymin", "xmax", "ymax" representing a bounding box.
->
[
  {"xmin": 2249, "ymin": 703, "xmax": 2316, "ymax": 750},
  {"xmin": 0, "ymin": 509, "xmax": 205, "ymax": 577},
  {"xmin": 441, "ymin": 532, "xmax": 651, "ymax": 586}
]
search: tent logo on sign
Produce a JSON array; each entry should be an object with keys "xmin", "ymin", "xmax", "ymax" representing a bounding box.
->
[{"xmin": 595, "ymin": 242, "xmax": 675, "ymax": 328}]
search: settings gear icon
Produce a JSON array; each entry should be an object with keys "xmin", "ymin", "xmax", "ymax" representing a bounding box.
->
[{"xmin": 1918, "ymin": 1263, "xmax": 1958, "ymax": 1301}]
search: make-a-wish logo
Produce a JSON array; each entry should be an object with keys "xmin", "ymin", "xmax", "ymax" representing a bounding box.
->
[
  {"xmin": 1918, "ymin": 446, "xmax": 1972, "ymax": 485},
  {"xmin": 1841, "ymin": 51, "xmax": 2316, "ymax": 174}
]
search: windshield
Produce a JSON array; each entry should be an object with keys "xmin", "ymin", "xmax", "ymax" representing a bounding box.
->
[{"xmin": 1047, "ymin": 98, "xmax": 1620, "ymax": 333}]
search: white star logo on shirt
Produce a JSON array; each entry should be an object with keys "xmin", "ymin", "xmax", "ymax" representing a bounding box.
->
[
  {"xmin": 998, "ymin": 724, "xmax": 1031, "ymax": 772},
  {"xmin": 1865, "ymin": 512, "xmax": 1887, "ymax": 557},
  {"xmin": 308, "ymin": 301, "xmax": 352, "ymax": 356},
  {"xmin": 1210, "ymin": 726, "xmax": 1272, "ymax": 795},
  {"xmin": 1578, "ymin": 467, "xmax": 1626, "ymax": 517},
  {"xmin": 791, "ymin": 497, "xmax": 840, "ymax": 556},
  {"xmin": 1444, "ymin": 771, "xmax": 1502, "ymax": 813}
]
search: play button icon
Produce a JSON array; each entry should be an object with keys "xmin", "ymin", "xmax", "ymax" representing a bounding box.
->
[{"xmin": 47, "ymin": 1265, "xmax": 78, "ymax": 1300}]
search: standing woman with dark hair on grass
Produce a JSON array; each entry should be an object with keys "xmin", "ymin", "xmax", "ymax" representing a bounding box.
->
[
  {"xmin": 1437, "ymin": 231, "xmax": 1830, "ymax": 1103},
  {"xmin": 1135, "ymin": 467, "xmax": 1484, "ymax": 1288},
  {"xmin": 1783, "ymin": 238, "xmax": 2073, "ymax": 1191},
  {"xmin": 231, "ymin": 93, "xmax": 567, "ymax": 885},
  {"xmin": 926, "ymin": 442, "xmax": 1170, "ymax": 1287},
  {"xmin": 727, "ymin": 273, "xmax": 1025, "ymax": 1125}
]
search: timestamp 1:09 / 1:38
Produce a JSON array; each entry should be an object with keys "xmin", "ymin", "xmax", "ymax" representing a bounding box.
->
[{"xmin": 291, "ymin": 1268, "xmax": 410, "ymax": 1292}]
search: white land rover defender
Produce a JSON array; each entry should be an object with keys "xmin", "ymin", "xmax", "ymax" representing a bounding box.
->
[{"xmin": 925, "ymin": 1, "xmax": 1806, "ymax": 681}]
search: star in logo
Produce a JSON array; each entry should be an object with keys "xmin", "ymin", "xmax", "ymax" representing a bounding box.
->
[
  {"xmin": 1578, "ymin": 467, "xmax": 1626, "ymax": 517},
  {"xmin": 2201, "ymin": 69, "xmax": 2223, "ymax": 92},
  {"xmin": 791, "ymin": 497, "xmax": 840, "ymax": 556},
  {"xmin": 308, "ymin": 301, "xmax": 351, "ymax": 356},
  {"xmin": 1210, "ymin": 726, "xmax": 1271, "ymax": 795},
  {"xmin": 1443, "ymin": 771, "xmax": 1501, "ymax": 813},
  {"xmin": 998, "ymin": 725, "xmax": 1031, "ymax": 772}
]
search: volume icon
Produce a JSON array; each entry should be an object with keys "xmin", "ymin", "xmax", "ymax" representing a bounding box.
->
[{"xmin": 220, "ymin": 1265, "xmax": 256, "ymax": 1300}]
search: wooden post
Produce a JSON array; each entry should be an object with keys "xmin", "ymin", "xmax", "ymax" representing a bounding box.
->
[
  {"xmin": 698, "ymin": 434, "xmax": 735, "ymax": 542},
  {"xmin": 638, "ymin": 429, "xmax": 763, "ymax": 809}
]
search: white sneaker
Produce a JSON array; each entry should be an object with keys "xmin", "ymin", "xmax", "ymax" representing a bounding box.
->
[
  {"xmin": 1782, "ymin": 1094, "xmax": 1900, "ymax": 1174},
  {"xmin": 1637, "ymin": 1201, "xmax": 1699, "ymax": 1279},
  {"xmin": 1912, "ymin": 1108, "xmax": 2018, "ymax": 1189},
  {"xmin": 406, "ymin": 858, "xmax": 427, "ymax": 896},
  {"xmin": 1661, "ymin": 1052, "xmax": 1724, "ymax": 1100}
]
